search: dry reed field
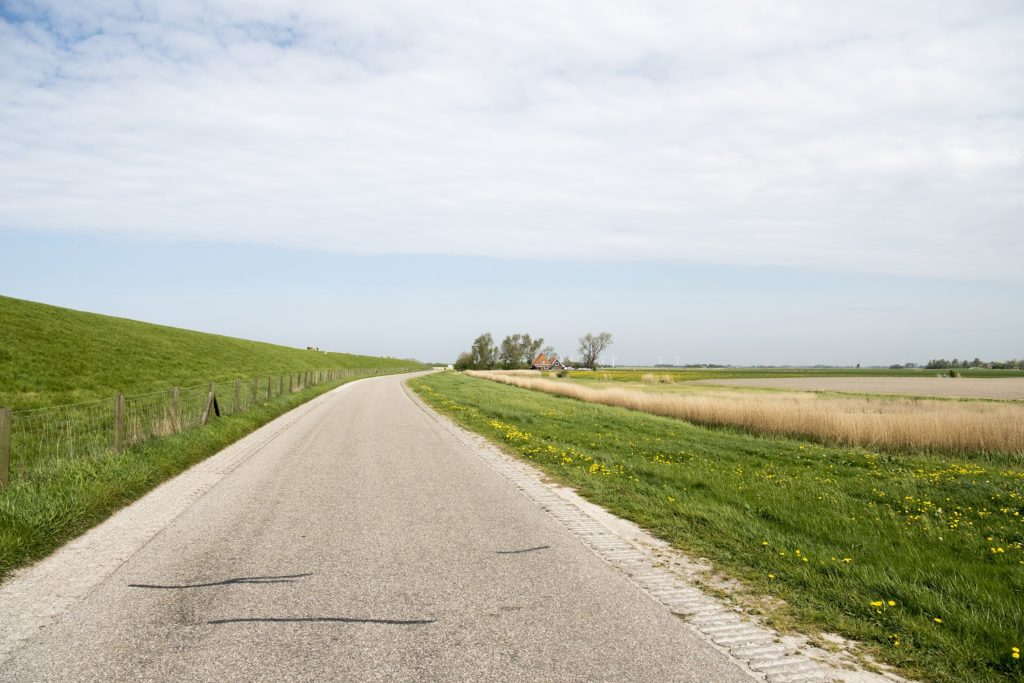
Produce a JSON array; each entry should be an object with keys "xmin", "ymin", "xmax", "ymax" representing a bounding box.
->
[
  {"xmin": 692, "ymin": 376, "xmax": 1024, "ymax": 400},
  {"xmin": 467, "ymin": 371, "xmax": 1024, "ymax": 455}
]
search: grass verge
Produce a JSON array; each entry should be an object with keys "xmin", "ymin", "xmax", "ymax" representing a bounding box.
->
[
  {"xmin": 0, "ymin": 374, "xmax": 374, "ymax": 581},
  {"xmin": 410, "ymin": 372, "xmax": 1024, "ymax": 683}
]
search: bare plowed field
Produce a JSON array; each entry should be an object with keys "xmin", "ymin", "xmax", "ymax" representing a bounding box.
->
[{"xmin": 693, "ymin": 376, "xmax": 1024, "ymax": 400}]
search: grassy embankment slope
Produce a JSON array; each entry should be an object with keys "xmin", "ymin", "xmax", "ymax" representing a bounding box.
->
[
  {"xmin": 411, "ymin": 372, "xmax": 1023, "ymax": 683},
  {"xmin": 0, "ymin": 294, "xmax": 416, "ymax": 410},
  {"xmin": 0, "ymin": 295, "xmax": 424, "ymax": 578}
]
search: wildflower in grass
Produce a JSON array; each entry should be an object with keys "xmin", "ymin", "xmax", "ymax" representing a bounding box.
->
[
  {"xmin": 768, "ymin": 573, "xmax": 775, "ymax": 580},
  {"xmin": 1012, "ymin": 646, "xmax": 1020, "ymax": 659},
  {"xmin": 887, "ymin": 600, "xmax": 896, "ymax": 607},
  {"xmin": 841, "ymin": 557, "xmax": 853, "ymax": 563},
  {"xmin": 934, "ymin": 617, "xmax": 943, "ymax": 624},
  {"xmin": 761, "ymin": 541, "xmax": 769, "ymax": 546},
  {"xmin": 870, "ymin": 601, "xmax": 883, "ymax": 608}
]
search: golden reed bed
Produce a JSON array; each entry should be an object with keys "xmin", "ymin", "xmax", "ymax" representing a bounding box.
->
[{"xmin": 466, "ymin": 371, "xmax": 1024, "ymax": 455}]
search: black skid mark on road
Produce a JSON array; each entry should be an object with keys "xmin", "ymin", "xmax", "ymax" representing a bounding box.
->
[
  {"xmin": 207, "ymin": 616, "xmax": 436, "ymax": 626},
  {"xmin": 495, "ymin": 545, "xmax": 551, "ymax": 555},
  {"xmin": 128, "ymin": 573, "xmax": 312, "ymax": 589}
]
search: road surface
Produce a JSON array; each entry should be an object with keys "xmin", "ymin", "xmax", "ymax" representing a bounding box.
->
[{"xmin": 0, "ymin": 372, "xmax": 753, "ymax": 682}]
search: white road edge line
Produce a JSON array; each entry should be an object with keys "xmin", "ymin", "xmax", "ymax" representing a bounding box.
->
[{"xmin": 404, "ymin": 378, "xmax": 912, "ymax": 683}]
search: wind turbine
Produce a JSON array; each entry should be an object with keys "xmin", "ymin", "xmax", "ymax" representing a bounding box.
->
[
  {"xmin": 658, "ymin": 356, "xmax": 664, "ymax": 366},
  {"xmin": 609, "ymin": 354, "xmax": 617, "ymax": 368},
  {"xmin": 675, "ymin": 355, "xmax": 681, "ymax": 367}
]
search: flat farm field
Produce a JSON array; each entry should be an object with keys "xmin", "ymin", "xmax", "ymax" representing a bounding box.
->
[
  {"xmin": 693, "ymin": 377, "xmax": 1024, "ymax": 400},
  {"xmin": 474, "ymin": 371, "xmax": 1024, "ymax": 456}
]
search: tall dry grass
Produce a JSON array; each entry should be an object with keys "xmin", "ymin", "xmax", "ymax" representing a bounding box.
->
[{"xmin": 466, "ymin": 371, "xmax": 1024, "ymax": 455}]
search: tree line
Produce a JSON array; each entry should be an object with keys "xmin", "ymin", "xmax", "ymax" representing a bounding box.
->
[
  {"xmin": 454, "ymin": 332, "xmax": 613, "ymax": 371},
  {"xmin": 925, "ymin": 358, "xmax": 1022, "ymax": 370}
]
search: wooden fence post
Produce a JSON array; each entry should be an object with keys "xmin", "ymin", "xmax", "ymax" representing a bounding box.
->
[
  {"xmin": 267, "ymin": 376, "xmax": 272, "ymax": 400},
  {"xmin": 114, "ymin": 392, "xmax": 124, "ymax": 451},
  {"xmin": 289, "ymin": 373, "xmax": 294, "ymax": 394},
  {"xmin": 0, "ymin": 408, "xmax": 10, "ymax": 489},
  {"xmin": 201, "ymin": 382, "xmax": 216, "ymax": 425},
  {"xmin": 251, "ymin": 378, "xmax": 258, "ymax": 405},
  {"xmin": 279, "ymin": 375, "xmax": 284, "ymax": 396},
  {"xmin": 171, "ymin": 387, "xmax": 181, "ymax": 433},
  {"xmin": 234, "ymin": 379, "xmax": 241, "ymax": 413}
]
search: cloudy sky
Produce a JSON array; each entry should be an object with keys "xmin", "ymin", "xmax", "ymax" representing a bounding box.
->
[{"xmin": 1, "ymin": 1, "xmax": 1022, "ymax": 364}]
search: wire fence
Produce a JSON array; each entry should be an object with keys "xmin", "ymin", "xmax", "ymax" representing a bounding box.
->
[{"xmin": 0, "ymin": 367, "xmax": 416, "ymax": 486}]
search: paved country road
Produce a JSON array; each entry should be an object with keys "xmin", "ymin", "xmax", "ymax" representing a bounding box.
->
[{"xmin": 0, "ymin": 372, "xmax": 754, "ymax": 682}]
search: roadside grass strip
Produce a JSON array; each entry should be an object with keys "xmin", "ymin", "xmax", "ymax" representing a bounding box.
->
[{"xmin": 410, "ymin": 372, "xmax": 1024, "ymax": 683}]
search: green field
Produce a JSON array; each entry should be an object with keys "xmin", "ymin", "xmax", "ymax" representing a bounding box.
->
[
  {"xmin": 0, "ymin": 294, "xmax": 418, "ymax": 410},
  {"xmin": 411, "ymin": 372, "xmax": 1024, "ymax": 683}
]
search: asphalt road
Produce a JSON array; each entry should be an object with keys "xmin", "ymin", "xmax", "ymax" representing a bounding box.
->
[{"xmin": 0, "ymin": 373, "xmax": 752, "ymax": 682}]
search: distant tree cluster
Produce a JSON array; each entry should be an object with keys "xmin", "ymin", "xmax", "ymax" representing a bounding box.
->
[
  {"xmin": 454, "ymin": 331, "xmax": 614, "ymax": 370},
  {"xmin": 925, "ymin": 358, "xmax": 1022, "ymax": 370},
  {"xmin": 454, "ymin": 333, "xmax": 544, "ymax": 370}
]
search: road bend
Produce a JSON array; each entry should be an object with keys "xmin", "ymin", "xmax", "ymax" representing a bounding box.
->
[{"xmin": 0, "ymin": 372, "xmax": 751, "ymax": 682}]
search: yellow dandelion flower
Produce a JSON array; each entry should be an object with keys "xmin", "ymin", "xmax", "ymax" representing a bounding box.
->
[
  {"xmin": 887, "ymin": 600, "xmax": 896, "ymax": 607},
  {"xmin": 870, "ymin": 601, "xmax": 883, "ymax": 607},
  {"xmin": 934, "ymin": 617, "xmax": 943, "ymax": 624}
]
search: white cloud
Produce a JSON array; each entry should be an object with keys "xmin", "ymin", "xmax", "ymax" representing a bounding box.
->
[{"xmin": 1, "ymin": 0, "xmax": 1022, "ymax": 280}]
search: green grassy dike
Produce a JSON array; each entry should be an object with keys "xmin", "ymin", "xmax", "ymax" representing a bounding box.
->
[
  {"xmin": 0, "ymin": 374, "xmax": 381, "ymax": 580},
  {"xmin": 410, "ymin": 372, "xmax": 1024, "ymax": 683},
  {"xmin": 0, "ymin": 294, "xmax": 418, "ymax": 410}
]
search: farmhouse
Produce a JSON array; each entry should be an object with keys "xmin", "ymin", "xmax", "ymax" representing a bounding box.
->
[{"xmin": 531, "ymin": 353, "xmax": 564, "ymax": 371}]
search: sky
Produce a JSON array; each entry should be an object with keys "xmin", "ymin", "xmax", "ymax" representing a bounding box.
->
[{"xmin": 1, "ymin": 1, "xmax": 1022, "ymax": 365}]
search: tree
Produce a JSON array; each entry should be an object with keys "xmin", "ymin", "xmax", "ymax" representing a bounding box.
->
[
  {"xmin": 453, "ymin": 352, "xmax": 474, "ymax": 371},
  {"xmin": 470, "ymin": 333, "xmax": 498, "ymax": 369},
  {"xmin": 498, "ymin": 333, "xmax": 545, "ymax": 369},
  {"xmin": 577, "ymin": 332, "xmax": 613, "ymax": 369}
]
